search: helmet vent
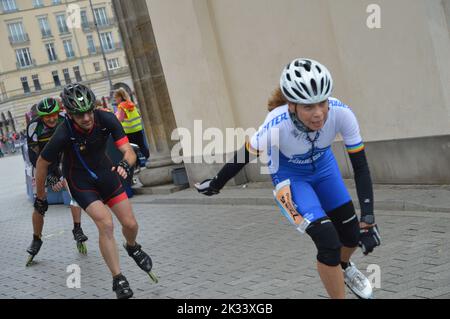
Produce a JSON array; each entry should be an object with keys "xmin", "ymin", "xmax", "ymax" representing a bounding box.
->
[
  {"xmin": 282, "ymin": 87, "xmax": 296, "ymax": 101},
  {"xmin": 292, "ymin": 87, "xmax": 307, "ymax": 100},
  {"xmin": 303, "ymin": 60, "xmax": 311, "ymax": 71},
  {"xmin": 299, "ymin": 82, "xmax": 309, "ymax": 95},
  {"xmin": 310, "ymin": 79, "xmax": 318, "ymax": 95}
]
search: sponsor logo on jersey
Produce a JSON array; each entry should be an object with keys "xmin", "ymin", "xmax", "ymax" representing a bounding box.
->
[
  {"xmin": 286, "ymin": 146, "xmax": 331, "ymax": 165},
  {"xmin": 328, "ymin": 98, "xmax": 349, "ymax": 109},
  {"xmin": 257, "ymin": 112, "xmax": 289, "ymax": 139}
]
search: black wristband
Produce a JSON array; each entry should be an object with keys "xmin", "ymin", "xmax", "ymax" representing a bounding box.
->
[
  {"xmin": 118, "ymin": 159, "xmax": 131, "ymax": 176},
  {"xmin": 34, "ymin": 197, "xmax": 48, "ymax": 215}
]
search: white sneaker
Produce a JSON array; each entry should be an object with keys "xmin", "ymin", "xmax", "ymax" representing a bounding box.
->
[{"xmin": 344, "ymin": 261, "xmax": 374, "ymax": 299}]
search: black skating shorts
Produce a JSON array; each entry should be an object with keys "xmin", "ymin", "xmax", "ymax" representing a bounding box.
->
[{"xmin": 66, "ymin": 166, "xmax": 128, "ymax": 211}]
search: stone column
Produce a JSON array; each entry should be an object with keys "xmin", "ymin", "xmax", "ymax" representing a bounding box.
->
[{"xmin": 112, "ymin": 0, "xmax": 181, "ymax": 186}]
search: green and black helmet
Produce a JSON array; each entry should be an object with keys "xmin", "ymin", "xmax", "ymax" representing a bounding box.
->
[
  {"xmin": 36, "ymin": 97, "xmax": 60, "ymax": 117},
  {"xmin": 61, "ymin": 83, "xmax": 96, "ymax": 114}
]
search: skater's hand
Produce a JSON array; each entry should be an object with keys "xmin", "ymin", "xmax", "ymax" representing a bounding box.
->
[
  {"xmin": 112, "ymin": 165, "xmax": 128, "ymax": 179},
  {"xmin": 112, "ymin": 160, "xmax": 131, "ymax": 179},
  {"xmin": 46, "ymin": 174, "xmax": 62, "ymax": 191},
  {"xmin": 359, "ymin": 224, "xmax": 381, "ymax": 255},
  {"xmin": 51, "ymin": 180, "xmax": 65, "ymax": 192},
  {"xmin": 194, "ymin": 179, "xmax": 220, "ymax": 196}
]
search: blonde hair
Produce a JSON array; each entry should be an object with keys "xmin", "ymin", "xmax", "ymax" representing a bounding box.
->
[
  {"xmin": 114, "ymin": 88, "xmax": 130, "ymax": 102},
  {"xmin": 267, "ymin": 87, "xmax": 288, "ymax": 111}
]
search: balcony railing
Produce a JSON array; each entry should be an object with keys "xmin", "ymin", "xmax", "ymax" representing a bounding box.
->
[
  {"xmin": 9, "ymin": 34, "xmax": 30, "ymax": 45},
  {"xmin": 88, "ymin": 45, "xmax": 101, "ymax": 55},
  {"xmin": 82, "ymin": 22, "xmax": 91, "ymax": 31},
  {"xmin": 102, "ymin": 42, "xmax": 123, "ymax": 52},
  {"xmin": 41, "ymin": 31, "xmax": 53, "ymax": 39},
  {"xmin": 96, "ymin": 17, "xmax": 118, "ymax": 30},
  {"xmin": 16, "ymin": 59, "xmax": 36, "ymax": 69},
  {"xmin": 1, "ymin": 66, "xmax": 131, "ymax": 103},
  {"xmin": 1, "ymin": 7, "xmax": 18, "ymax": 13},
  {"xmin": 82, "ymin": 17, "xmax": 117, "ymax": 32},
  {"xmin": 58, "ymin": 29, "xmax": 71, "ymax": 35}
]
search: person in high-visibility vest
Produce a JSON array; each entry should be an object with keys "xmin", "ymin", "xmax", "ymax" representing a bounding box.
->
[{"xmin": 114, "ymin": 88, "xmax": 150, "ymax": 159}]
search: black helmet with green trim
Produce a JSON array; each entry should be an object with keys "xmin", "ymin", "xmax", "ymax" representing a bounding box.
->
[
  {"xmin": 61, "ymin": 83, "xmax": 96, "ymax": 114},
  {"xmin": 36, "ymin": 97, "xmax": 60, "ymax": 117}
]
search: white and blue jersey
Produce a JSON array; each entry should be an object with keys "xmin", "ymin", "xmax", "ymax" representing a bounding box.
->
[{"xmin": 249, "ymin": 97, "xmax": 365, "ymax": 223}]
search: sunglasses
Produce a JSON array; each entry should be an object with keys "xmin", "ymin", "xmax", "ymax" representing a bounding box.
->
[{"xmin": 42, "ymin": 113, "xmax": 59, "ymax": 120}]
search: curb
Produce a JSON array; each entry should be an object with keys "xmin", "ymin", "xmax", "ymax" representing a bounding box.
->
[{"xmin": 133, "ymin": 196, "xmax": 450, "ymax": 213}]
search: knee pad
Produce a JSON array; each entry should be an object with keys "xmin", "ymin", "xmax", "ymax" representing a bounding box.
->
[
  {"xmin": 306, "ymin": 218, "xmax": 342, "ymax": 266},
  {"xmin": 327, "ymin": 201, "xmax": 360, "ymax": 248}
]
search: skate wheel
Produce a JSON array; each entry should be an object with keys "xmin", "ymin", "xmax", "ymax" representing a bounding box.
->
[
  {"xmin": 26, "ymin": 255, "xmax": 35, "ymax": 267},
  {"xmin": 77, "ymin": 242, "xmax": 87, "ymax": 255},
  {"xmin": 148, "ymin": 271, "xmax": 159, "ymax": 284}
]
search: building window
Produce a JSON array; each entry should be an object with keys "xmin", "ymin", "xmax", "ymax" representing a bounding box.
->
[
  {"xmin": 7, "ymin": 22, "xmax": 27, "ymax": 43},
  {"xmin": 56, "ymin": 14, "xmax": 69, "ymax": 34},
  {"xmin": 33, "ymin": 0, "xmax": 43, "ymax": 8},
  {"xmin": 94, "ymin": 7, "xmax": 108, "ymax": 26},
  {"xmin": 1, "ymin": 0, "xmax": 17, "ymax": 12},
  {"xmin": 107, "ymin": 58, "xmax": 120, "ymax": 70},
  {"xmin": 73, "ymin": 66, "xmax": 82, "ymax": 82},
  {"xmin": 100, "ymin": 32, "xmax": 114, "ymax": 51},
  {"xmin": 52, "ymin": 0, "xmax": 61, "ymax": 5},
  {"xmin": 52, "ymin": 70, "xmax": 61, "ymax": 87},
  {"xmin": 81, "ymin": 10, "xmax": 89, "ymax": 29},
  {"xmin": 86, "ymin": 35, "xmax": 96, "ymax": 54},
  {"xmin": 21, "ymin": 76, "xmax": 30, "ymax": 94},
  {"xmin": 38, "ymin": 17, "xmax": 52, "ymax": 38},
  {"xmin": 63, "ymin": 39, "xmax": 75, "ymax": 58},
  {"xmin": 32, "ymin": 74, "xmax": 41, "ymax": 91},
  {"xmin": 93, "ymin": 62, "xmax": 101, "ymax": 72},
  {"xmin": 63, "ymin": 68, "xmax": 71, "ymax": 84},
  {"xmin": 46, "ymin": 43, "xmax": 57, "ymax": 62},
  {"xmin": 15, "ymin": 48, "xmax": 33, "ymax": 68}
]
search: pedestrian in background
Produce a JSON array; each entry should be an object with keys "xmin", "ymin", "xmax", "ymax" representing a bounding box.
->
[{"xmin": 114, "ymin": 88, "xmax": 150, "ymax": 161}]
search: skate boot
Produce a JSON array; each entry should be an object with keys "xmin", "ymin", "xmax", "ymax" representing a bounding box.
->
[
  {"xmin": 112, "ymin": 273, "xmax": 134, "ymax": 299},
  {"xmin": 124, "ymin": 242, "xmax": 158, "ymax": 283},
  {"xmin": 26, "ymin": 236, "xmax": 43, "ymax": 267},
  {"xmin": 72, "ymin": 227, "xmax": 88, "ymax": 255},
  {"xmin": 344, "ymin": 261, "xmax": 374, "ymax": 299}
]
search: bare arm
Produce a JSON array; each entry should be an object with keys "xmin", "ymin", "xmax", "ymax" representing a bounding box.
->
[{"xmin": 35, "ymin": 155, "xmax": 51, "ymax": 199}]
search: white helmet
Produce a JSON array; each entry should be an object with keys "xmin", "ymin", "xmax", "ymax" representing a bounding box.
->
[{"xmin": 280, "ymin": 58, "xmax": 333, "ymax": 104}]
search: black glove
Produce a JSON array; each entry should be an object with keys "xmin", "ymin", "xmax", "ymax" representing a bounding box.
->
[
  {"xmin": 118, "ymin": 159, "xmax": 131, "ymax": 177},
  {"xmin": 34, "ymin": 197, "xmax": 48, "ymax": 215},
  {"xmin": 195, "ymin": 179, "xmax": 220, "ymax": 196},
  {"xmin": 46, "ymin": 174, "xmax": 61, "ymax": 188},
  {"xmin": 359, "ymin": 224, "xmax": 381, "ymax": 255}
]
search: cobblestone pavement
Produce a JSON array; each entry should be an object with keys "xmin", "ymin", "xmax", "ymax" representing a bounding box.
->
[{"xmin": 1, "ymin": 155, "xmax": 449, "ymax": 299}]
